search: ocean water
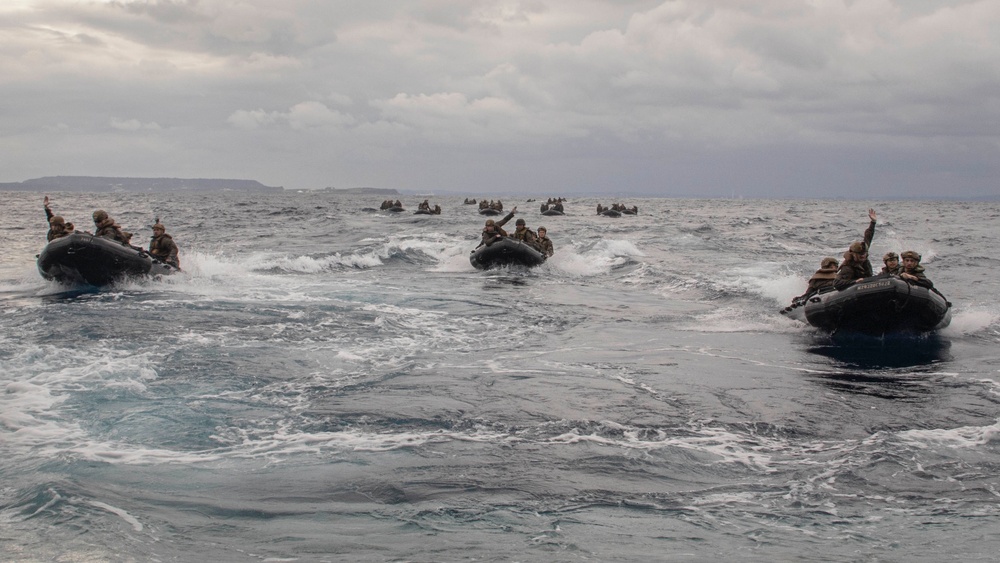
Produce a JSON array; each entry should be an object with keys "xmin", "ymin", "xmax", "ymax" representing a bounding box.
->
[{"xmin": 2, "ymin": 191, "xmax": 999, "ymax": 562}]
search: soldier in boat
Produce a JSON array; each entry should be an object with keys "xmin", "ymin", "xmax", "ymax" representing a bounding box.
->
[
  {"xmin": 92, "ymin": 209, "xmax": 132, "ymax": 245},
  {"xmin": 43, "ymin": 196, "xmax": 74, "ymax": 241},
  {"xmin": 510, "ymin": 217, "xmax": 537, "ymax": 246},
  {"xmin": 149, "ymin": 219, "xmax": 181, "ymax": 269},
  {"xmin": 793, "ymin": 256, "xmax": 839, "ymax": 304},
  {"xmin": 535, "ymin": 226, "xmax": 554, "ymax": 257},
  {"xmin": 899, "ymin": 250, "xmax": 933, "ymax": 288},
  {"xmin": 880, "ymin": 252, "xmax": 901, "ymax": 275},
  {"xmin": 477, "ymin": 207, "xmax": 517, "ymax": 248},
  {"xmin": 833, "ymin": 208, "xmax": 878, "ymax": 290}
]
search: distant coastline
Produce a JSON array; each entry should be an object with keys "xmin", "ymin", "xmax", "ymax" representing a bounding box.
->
[
  {"xmin": 318, "ymin": 187, "xmax": 400, "ymax": 195},
  {"xmin": 0, "ymin": 176, "xmax": 283, "ymax": 193},
  {"xmin": 1, "ymin": 176, "xmax": 995, "ymax": 200}
]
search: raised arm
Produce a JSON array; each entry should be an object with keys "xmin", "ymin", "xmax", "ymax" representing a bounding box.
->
[
  {"xmin": 496, "ymin": 207, "xmax": 518, "ymax": 228},
  {"xmin": 43, "ymin": 196, "xmax": 54, "ymax": 223},
  {"xmin": 863, "ymin": 208, "xmax": 877, "ymax": 249}
]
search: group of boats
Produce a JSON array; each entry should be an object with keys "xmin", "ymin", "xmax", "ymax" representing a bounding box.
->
[
  {"xmin": 596, "ymin": 203, "xmax": 638, "ymax": 217},
  {"xmin": 35, "ymin": 200, "xmax": 952, "ymax": 337},
  {"xmin": 379, "ymin": 199, "xmax": 442, "ymax": 214}
]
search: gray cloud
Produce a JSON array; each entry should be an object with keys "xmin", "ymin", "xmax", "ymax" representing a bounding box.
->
[{"xmin": 1, "ymin": 0, "xmax": 998, "ymax": 197}]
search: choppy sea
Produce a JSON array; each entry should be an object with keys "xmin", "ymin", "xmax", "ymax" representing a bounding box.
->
[{"xmin": 2, "ymin": 191, "xmax": 999, "ymax": 562}]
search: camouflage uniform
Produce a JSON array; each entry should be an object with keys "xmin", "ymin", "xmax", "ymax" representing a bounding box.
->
[
  {"xmin": 44, "ymin": 203, "xmax": 73, "ymax": 241},
  {"xmin": 149, "ymin": 223, "xmax": 181, "ymax": 269},
  {"xmin": 880, "ymin": 252, "xmax": 902, "ymax": 275},
  {"xmin": 796, "ymin": 257, "xmax": 838, "ymax": 302},
  {"xmin": 833, "ymin": 218, "xmax": 877, "ymax": 290},
  {"xmin": 535, "ymin": 233, "xmax": 554, "ymax": 257},
  {"xmin": 478, "ymin": 211, "xmax": 515, "ymax": 247},
  {"xmin": 92, "ymin": 210, "xmax": 132, "ymax": 245},
  {"xmin": 900, "ymin": 251, "xmax": 933, "ymax": 289},
  {"xmin": 510, "ymin": 220, "xmax": 537, "ymax": 245}
]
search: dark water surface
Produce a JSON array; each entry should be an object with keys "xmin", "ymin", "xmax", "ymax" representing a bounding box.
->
[{"xmin": 2, "ymin": 192, "xmax": 999, "ymax": 562}]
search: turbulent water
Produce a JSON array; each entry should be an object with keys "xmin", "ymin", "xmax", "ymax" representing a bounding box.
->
[{"xmin": 2, "ymin": 191, "xmax": 999, "ymax": 562}]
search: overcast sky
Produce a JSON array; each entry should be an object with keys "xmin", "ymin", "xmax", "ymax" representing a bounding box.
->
[{"xmin": 2, "ymin": 0, "xmax": 998, "ymax": 197}]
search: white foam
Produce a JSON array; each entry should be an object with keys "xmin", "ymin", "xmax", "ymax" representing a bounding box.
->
[
  {"xmin": 1, "ymin": 345, "xmax": 163, "ymax": 461},
  {"xmin": 425, "ymin": 239, "xmax": 479, "ymax": 272},
  {"xmin": 0, "ymin": 269, "xmax": 55, "ymax": 295},
  {"xmin": 182, "ymin": 250, "xmax": 255, "ymax": 278},
  {"xmin": 86, "ymin": 501, "xmax": 144, "ymax": 532},
  {"xmin": 711, "ymin": 263, "xmax": 806, "ymax": 304},
  {"xmin": 594, "ymin": 238, "xmax": 644, "ymax": 257},
  {"xmin": 548, "ymin": 250, "xmax": 607, "ymax": 276},
  {"xmin": 547, "ymin": 239, "xmax": 644, "ymax": 277},
  {"xmin": 684, "ymin": 306, "xmax": 804, "ymax": 334},
  {"xmin": 431, "ymin": 251, "xmax": 478, "ymax": 272},
  {"xmin": 359, "ymin": 302, "xmax": 488, "ymax": 351},
  {"xmin": 896, "ymin": 419, "xmax": 1000, "ymax": 449},
  {"xmin": 543, "ymin": 420, "xmax": 778, "ymax": 471},
  {"xmin": 761, "ymin": 274, "xmax": 810, "ymax": 304},
  {"xmin": 209, "ymin": 425, "xmax": 511, "ymax": 460},
  {"xmin": 940, "ymin": 307, "xmax": 1000, "ymax": 338}
]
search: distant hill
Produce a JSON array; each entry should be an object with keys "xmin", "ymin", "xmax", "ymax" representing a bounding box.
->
[
  {"xmin": 0, "ymin": 176, "xmax": 283, "ymax": 193},
  {"xmin": 320, "ymin": 186, "xmax": 400, "ymax": 195}
]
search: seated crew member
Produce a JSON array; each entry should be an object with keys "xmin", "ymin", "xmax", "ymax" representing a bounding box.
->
[
  {"xmin": 510, "ymin": 217, "xmax": 537, "ymax": 246},
  {"xmin": 477, "ymin": 207, "xmax": 517, "ymax": 247},
  {"xmin": 92, "ymin": 209, "xmax": 132, "ymax": 245},
  {"xmin": 794, "ymin": 257, "xmax": 838, "ymax": 303},
  {"xmin": 899, "ymin": 250, "xmax": 933, "ymax": 288},
  {"xmin": 43, "ymin": 196, "xmax": 74, "ymax": 241},
  {"xmin": 535, "ymin": 226, "xmax": 554, "ymax": 257},
  {"xmin": 833, "ymin": 208, "xmax": 878, "ymax": 290},
  {"xmin": 881, "ymin": 252, "xmax": 901, "ymax": 275},
  {"xmin": 148, "ymin": 219, "xmax": 181, "ymax": 269}
]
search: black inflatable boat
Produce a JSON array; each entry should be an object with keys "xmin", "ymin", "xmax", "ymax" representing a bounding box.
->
[
  {"xmin": 470, "ymin": 238, "xmax": 547, "ymax": 270},
  {"xmin": 781, "ymin": 274, "xmax": 951, "ymax": 335},
  {"xmin": 38, "ymin": 232, "xmax": 178, "ymax": 286}
]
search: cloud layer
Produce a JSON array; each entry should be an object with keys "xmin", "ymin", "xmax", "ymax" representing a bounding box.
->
[{"xmin": 2, "ymin": 0, "xmax": 998, "ymax": 197}]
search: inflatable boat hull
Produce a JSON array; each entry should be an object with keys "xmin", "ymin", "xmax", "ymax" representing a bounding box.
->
[
  {"xmin": 470, "ymin": 238, "xmax": 547, "ymax": 270},
  {"xmin": 38, "ymin": 232, "xmax": 177, "ymax": 286},
  {"xmin": 781, "ymin": 275, "xmax": 951, "ymax": 335}
]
